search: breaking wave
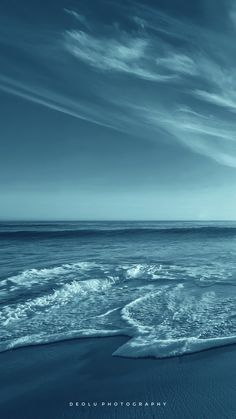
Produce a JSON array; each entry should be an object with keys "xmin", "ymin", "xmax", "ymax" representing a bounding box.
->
[{"xmin": 1, "ymin": 260, "xmax": 236, "ymax": 357}]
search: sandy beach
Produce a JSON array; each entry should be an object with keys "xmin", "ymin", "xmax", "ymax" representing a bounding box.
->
[{"xmin": 0, "ymin": 336, "xmax": 236, "ymax": 419}]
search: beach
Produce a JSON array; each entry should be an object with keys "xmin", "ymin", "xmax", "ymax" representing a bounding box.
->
[
  {"xmin": 0, "ymin": 336, "xmax": 236, "ymax": 419},
  {"xmin": 2, "ymin": 0, "xmax": 236, "ymax": 414},
  {"xmin": 1, "ymin": 221, "xmax": 236, "ymax": 418}
]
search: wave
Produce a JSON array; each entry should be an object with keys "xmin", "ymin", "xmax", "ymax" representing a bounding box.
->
[
  {"xmin": 0, "ymin": 259, "xmax": 232, "ymax": 302},
  {"xmin": 113, "ymin": 335, "xmax": 236, "ymax": 359},
  {"xmin": 2, "ymin": 259, "xmax": 230, "ymax": 295},
  {"xmin": 1, "ymin": 225, "xmax": 236, "ymax": 239},
  {"xmin": 114, "ymin": 283, "xmax": 236, "ymax": 357},
  {"xmin": 2, "ymin": 275, "xmax": 236, "ymax": 358},
  {"xmin": 0, "ymin": 262, "xmax": 97, "ymax": 291},
  {"xmin": 0, "ymin": 329, "xmax": 126, "ymax": 353}
]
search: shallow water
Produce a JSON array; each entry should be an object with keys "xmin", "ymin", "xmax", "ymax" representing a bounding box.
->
[{"xmin": 1, "ymin": 221, "xmax": 236, "ymax": 357}]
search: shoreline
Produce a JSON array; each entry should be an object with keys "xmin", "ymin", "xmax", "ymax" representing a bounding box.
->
[
  {"xmin": 3, "ymin": 332, "xmax": 236, "ymax": 360},
  {"xmin": 1, "ymin": 336, "xmax": 236, "ymax": 418}
]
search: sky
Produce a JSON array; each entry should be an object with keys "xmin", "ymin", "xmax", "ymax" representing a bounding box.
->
[{"xmin": 1, "ymin": 0, "xmax": 236, "ymax": 220}]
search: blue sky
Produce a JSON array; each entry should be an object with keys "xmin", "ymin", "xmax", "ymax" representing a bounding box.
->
[{"xmin": 1, "ymin": 0, "xmax": 236, "ymax": 220}]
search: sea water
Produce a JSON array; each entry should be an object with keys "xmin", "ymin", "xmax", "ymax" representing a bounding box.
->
[{"xmin": 1, "ymin": 221, "xmax": 236, "ymax": 358}]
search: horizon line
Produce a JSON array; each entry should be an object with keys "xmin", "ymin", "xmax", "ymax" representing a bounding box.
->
[{"xmin": 0, "ymin": 219, "xmax": 236, "ymax": 223}]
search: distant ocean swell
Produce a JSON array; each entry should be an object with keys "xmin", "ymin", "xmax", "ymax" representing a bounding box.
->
[
  {"xmin": 1, "ymin": 260, "xmax": 236, "ymax": 358},
  {"xmin": 2, "ymin": 225, "xmax": 236, "ymax": 239}
]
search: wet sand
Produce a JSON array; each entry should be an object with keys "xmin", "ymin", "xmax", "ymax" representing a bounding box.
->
[{"xmin": 0, "ymin": 336, "xmax": 236, "ymax": 418}]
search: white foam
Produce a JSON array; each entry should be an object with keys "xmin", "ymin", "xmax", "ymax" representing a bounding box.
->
[
  {"xmin": 114, "ymin": 283, "xmax": 236, "ymax": 358},
  {"xmin": 113, "ymin": 335, "xmax": 236, "ymax": 358},
  {"xmin": 2, "ymin": 260, "xmax": 229, "ymax": 297},
  {"xmin": 0, "ymin": 328, "xmax": 128, "ymax": 353},
  {"xmin": 1, "ymin": 277, "xmax": 116, "ymax": 325},
  {"xmin": 125, "ymin": 263, "xmax": 166, "ymax": 280},
  {"xmin": 2, "ymin": 261, "xmax": 236, "ymax": 358},
  {"xmin": 0, "ymin": 262, "xmax": 98, "ymax": 291}
]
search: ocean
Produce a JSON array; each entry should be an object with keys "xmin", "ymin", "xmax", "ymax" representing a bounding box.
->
[{"xmin": 1, "ymin": 221, "xmax": 236, "ymax": 358}]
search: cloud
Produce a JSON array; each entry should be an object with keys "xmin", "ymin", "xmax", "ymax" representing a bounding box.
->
[
  {"xmin": 140, "ymin": 105, "xmax": 236, "ymax": 168},
  {"xmin": 156, "ymin": 53, "xmax": 197, "ymax": 75},
  {"xmin": 133, "ymin": 16, "xmax": 146, "ymax": 30},
  {"xmin": 64, "ymin": 30, "xmax": 175, "ymax": 81},
  {"xmin": 130, "ymin": 2, "xmax": 200, "ymax": 43},
  {"xmin": 229, "ymin": 4, "xmax": 236, "ymax": 28},
  {"xmin": 64, "ymin": 8, "xmax": 90, "ymax": 29},
  {"xmin": 1, "ymin": 0, "xmax": 236, "ymax": 171},
  {"xmin": 194, "ymin": 90, "xmax": 236, "ymax": 112},
  {"xmin": 0, "ymin": 75, "xmax": 116, "ymax": 130},
  {"xmin": 191, "ymin": 57, "xmax": 236, "ymax": 114}
]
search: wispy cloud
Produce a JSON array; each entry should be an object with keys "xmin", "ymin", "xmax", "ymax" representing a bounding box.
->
[
  {"xmin": 64, "ymin": 30, "xmax": 175, "ymax": 81},
  {"xmin": 139, "ymin": 105, "xmax": 236, "ymax": 168},
  {"xmin": 229, "ymin": 3, "xmax": 236, "ymax": 28},
  {"xmin": 64, "ymin": 8, "xmax": 90, "ymax": 29},
  {"xmin": 0, "ymin": 75, "xmax": 117, "ymax": 130},
  {"xmin": 1, "ymin": 0, "xmax": 236, "ymax": 170},
  {"xmin": 194, "ymin": 89, "xmax": 236, "ymax": 111},
  {"xmin": 156, "ymin": 53, "xmax": 197, "ymax": 75}
]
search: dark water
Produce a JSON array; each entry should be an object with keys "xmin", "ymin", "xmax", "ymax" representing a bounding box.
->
[{"xmin": 1, "ymin": 221, "xmax": 236, "ymax": 357}]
